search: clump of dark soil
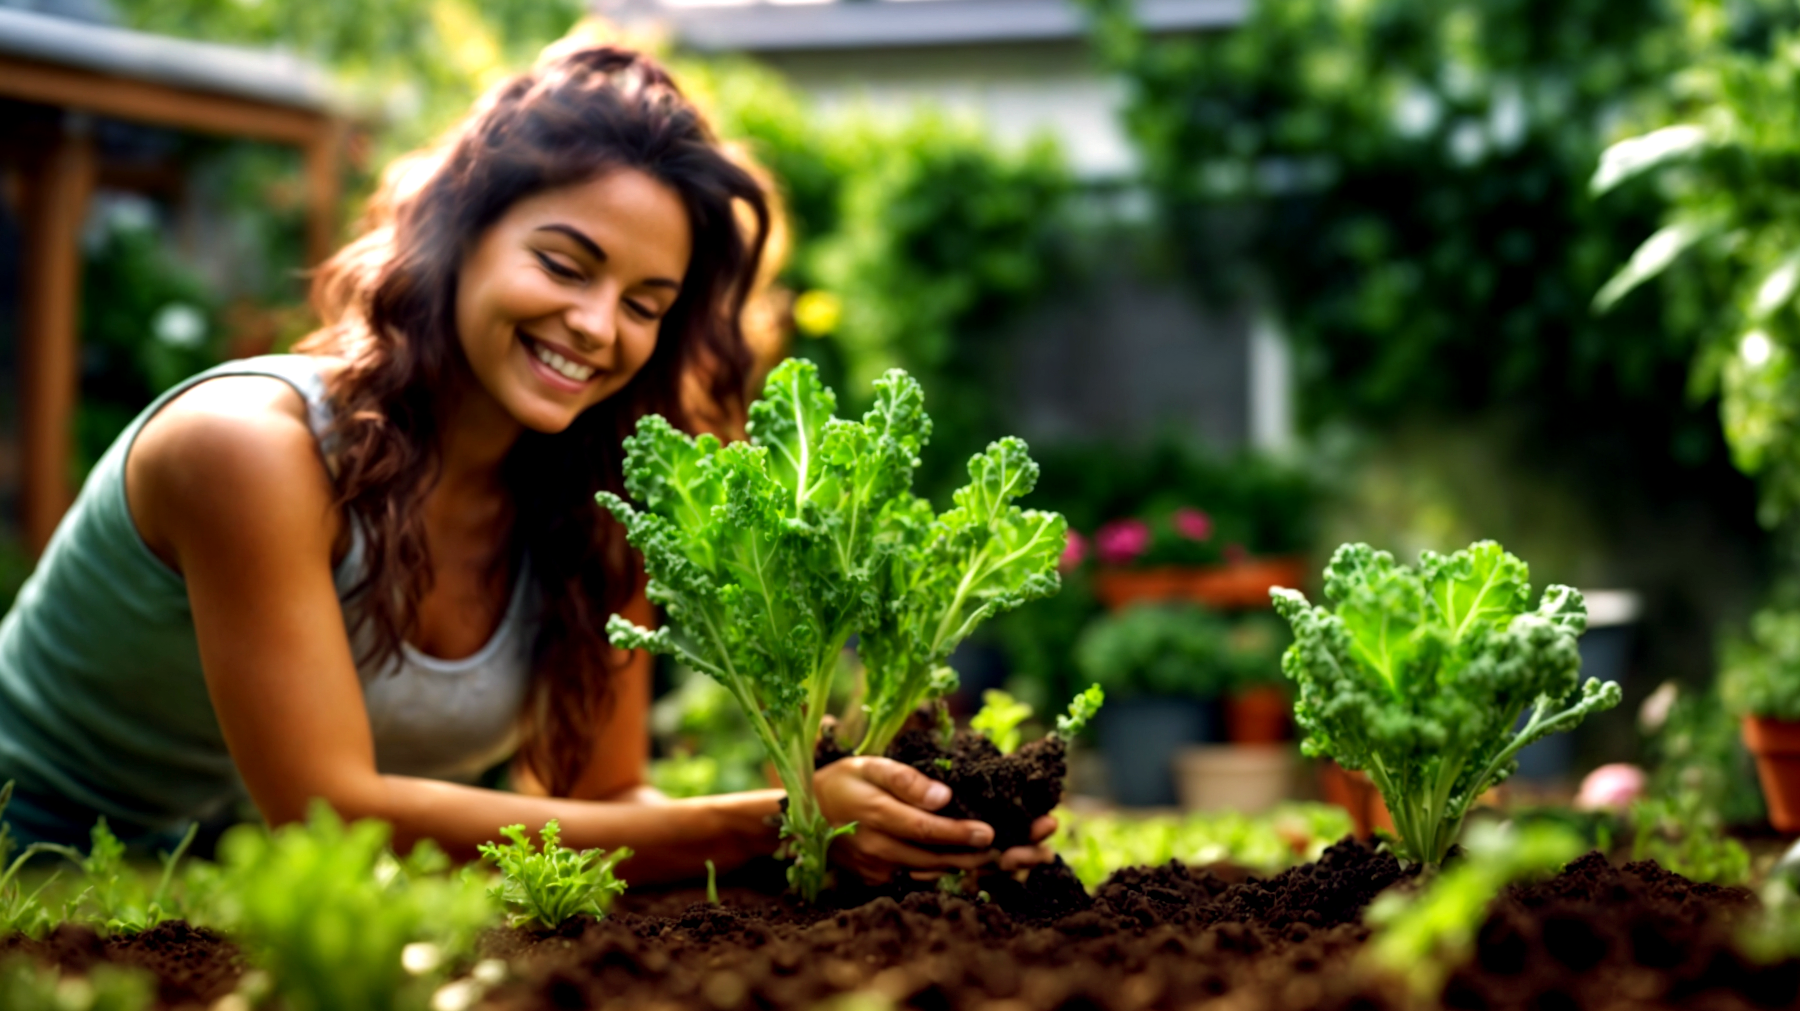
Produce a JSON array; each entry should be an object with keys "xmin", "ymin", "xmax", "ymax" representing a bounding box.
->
[
  {"xmin": 884, "ymin": 727, "xmax": 1066, "ymax": 850},
  {"xmin": 0, "ymin": 918, "xmax": 243, "ymax": 1007}
]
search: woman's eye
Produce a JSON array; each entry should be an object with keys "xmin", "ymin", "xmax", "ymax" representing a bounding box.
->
[
  {"xmin": 625, "ymin": 299, "xmax": 661, "ymax": 321},
  {"xmin": 533, "ymin": 250, "xmax": 583, "ymax": 281}
]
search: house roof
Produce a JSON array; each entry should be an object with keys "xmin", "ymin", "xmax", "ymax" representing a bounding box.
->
[
  {"xmin": 633, "ymin": 0, "xmax": 1244, "ymax": 53},
  {"xmin": 0, "ymin": 6, "xmax": 336, "ymax": 111}
]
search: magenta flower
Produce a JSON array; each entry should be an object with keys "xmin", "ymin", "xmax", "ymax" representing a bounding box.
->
[
  {"xmin": 1095, "ymin": 518, "xmax": 1151, "ymax": 567},
  {"xmin": 1172, "ymin": 507, "xmax": 1213, "ymax": 542},
  {"xmin": 1060, "ymin": 530, "xmax": 1089, "ymax": 572}
]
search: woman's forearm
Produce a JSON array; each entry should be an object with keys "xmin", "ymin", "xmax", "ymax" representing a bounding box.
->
[{"xmin": 324, "ymin": 775, "xmax": 785, "ymax": 885}]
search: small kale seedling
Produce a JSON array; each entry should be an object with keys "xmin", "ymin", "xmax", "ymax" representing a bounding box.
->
[
  {"xmin": 1273, "ymin": 541, "xmax": 1621, "ymax": 867},
  {"xmin": 478, "ymin": 820, "xmax": 629, "ymax": 929},
  {"xmin": 970, "ymin": 690, "xmax": 1033, "ymax": 754},
  {"xmin": 1056, "ymin": 684, "xmax": 1105, "ymax": 739}
]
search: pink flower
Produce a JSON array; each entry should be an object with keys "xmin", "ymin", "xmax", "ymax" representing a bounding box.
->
[
  {"xmin": 1575, "ymin": 763, "xmax": 1646, "ymax": 812},
  {"xmin": 1060, "ymin": 530, "xmax": 1089, "ymax": 572},
  {"xmin": 1095, "ymin": 518, "xmax": 1151, "ymax": 567},
  {"xmin": 1173, "ymin": 507, "xmax": 1213, "ymax": 542}
]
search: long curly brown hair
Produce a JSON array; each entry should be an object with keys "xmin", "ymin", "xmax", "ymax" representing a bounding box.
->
[{"xmin": 297, "ymin": 45, "xmax": 770, "ymax": 795}]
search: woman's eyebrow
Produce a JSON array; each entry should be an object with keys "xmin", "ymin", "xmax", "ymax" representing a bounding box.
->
[{"xmin": 534, "ymin": 224, "xmax": 605, "ymax": 260}]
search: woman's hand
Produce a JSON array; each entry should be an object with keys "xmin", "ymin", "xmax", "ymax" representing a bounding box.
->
[{"xmin": 814, "ymin": 757, "xmax": 1058, "ymax": 884}]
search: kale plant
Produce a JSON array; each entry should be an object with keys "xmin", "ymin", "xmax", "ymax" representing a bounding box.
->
[
  {"xmin": 478, "ymin": 820, "xmax": 629, "ymax": 929},
  {"xmin": 1273, "ymin": 541, "xmax": 1621, "ymax": 867},
  {"xmin": 602, "ymin": 359, "xmax": 927, "ymax": 900},
  {"xmin": 604, "ymin": 359, "xmax": 1068, "ymax": 898},
  {"xmin": 855, "ymin": 436, "xmax": 1065, "ymax": 757}
]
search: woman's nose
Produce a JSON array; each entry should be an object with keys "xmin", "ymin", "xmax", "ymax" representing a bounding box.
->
[{"xmin": 566, "ymin": 293, "xmax": 617, "ymax": 353}]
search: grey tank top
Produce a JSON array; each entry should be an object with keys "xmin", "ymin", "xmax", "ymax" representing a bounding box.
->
[{"xmin": 0, "ymin": 355, "xmax": 535, "ymax": 831}]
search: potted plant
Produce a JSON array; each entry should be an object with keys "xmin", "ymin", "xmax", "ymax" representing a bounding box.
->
[
  {"xmin": 1074, "ymin": 602, "xmax": 1233, "ymax": 806},
  {"xmin": 1722, "ymin": 607, "xmax": 1800, "ymax": 831},
  {"xmin": 1169, "ymin": 612, "xmax": 1298, "ymax": 813},
  {"xmin": 1083, "ymin": 508, "xmax": 1308, "ymax": 611}
]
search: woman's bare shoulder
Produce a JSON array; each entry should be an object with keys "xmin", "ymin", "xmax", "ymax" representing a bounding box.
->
[{"xmin": 128, "ymin": 371, "xmax": 340, "ymax": 570}]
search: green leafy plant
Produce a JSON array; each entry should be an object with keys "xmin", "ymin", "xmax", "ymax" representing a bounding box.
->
[
  {"xmin": 209, "ymin": 802, "xmax": 495, "ymax": 1011},
  {"xmin": 60, "ymin": 818, "xmax": 198, "ymax": 935},
  {"xmin": 1056, "ymin": 684, "xmax": 1106, "ymax": 739},
  {"xmin": 0, "ymin": 782, "xmax": 72, "ymax": 939},
  {"xmin": 0, "ymin": 957, "xmax": 154, "ymax": 1011},
  {"xmin": 478, "ymin": 821, "xmax": 629, "ymax": 930},
  {"xmin": 1074, "ymin": 602, "xmax": 1234, "ymax": 700},
  {"xmin": 1272, "ymin": 541, "xmax": 1621, "ymax": 867},
  {"xmin": 1722, "ymin": 608, "xmax": 1800, "ymax": 720},
  {"xmin": 1052, "ymin": 802, "xmax": 1353, "ymax": 889},
  {"xmin": 603, "ymin": 359, "xmax": 1066, "ymax": 900},
  {"xmin": 602, "ymin": 359, "xmax": 929, "ymax": 900},
  {"xmin": 1363, "ymin": 822, "xmax": 1584, "ymax": 994},
  {"xmin": 1628, "ymin": 794, "xmax": 1751, "ymax": 885},
  {"xmin": 969, "ymin": 690, "xmax": 1033, "ymax": 754},
  {"xmin": 855, "ymin": 435, "xmax": 1066, "ymax": 758}
]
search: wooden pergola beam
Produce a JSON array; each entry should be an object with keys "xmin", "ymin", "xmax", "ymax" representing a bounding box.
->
[
  {"xmin": 18, "ymin": 120, "xmax": 96, "ymax": 556},
  {"xmin": 0, "ymin": 52, "xmax": 340, "ymax": 554}
]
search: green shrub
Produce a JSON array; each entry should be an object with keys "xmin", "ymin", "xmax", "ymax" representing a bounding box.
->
[
  {"xmin": 1075, "ymin": 603, "xmax": 1234, "ymax": 699},
  {"xmin": 1722, "ymin": 608, "xmax": 1800, "ymax": 720}
]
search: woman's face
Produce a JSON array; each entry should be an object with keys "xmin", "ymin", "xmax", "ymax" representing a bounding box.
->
[{"xmin": 456, "ymin": 168, "xmax": 692, "ymax": 434}]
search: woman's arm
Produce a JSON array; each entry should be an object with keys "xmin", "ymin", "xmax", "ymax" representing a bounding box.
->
[{"xmin": 127, "ymin": 378, "xmax": 1021, "ymax": 885}]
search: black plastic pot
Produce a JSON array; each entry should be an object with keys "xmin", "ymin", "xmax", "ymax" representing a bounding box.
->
[{"xmin": 1096, "ymin": 696, "xmax": 1220, "ymax": 807}]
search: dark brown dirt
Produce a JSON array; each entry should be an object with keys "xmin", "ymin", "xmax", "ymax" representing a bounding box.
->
[
  {"xmin": 6, "ymin": 842, "xmax": 1796, "ymax": 1011},
  {"xmin": 0, "ymin": 918, "xmax": 243, "ymax": 1008},
  {"xmin": 884, "ymin": 728, "xmax": 1066, "ymax": 851}
]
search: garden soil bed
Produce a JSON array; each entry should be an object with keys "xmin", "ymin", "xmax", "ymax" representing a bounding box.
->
[{"xmin": 5, "ymin": 840, "xmax": 1795, "ymax": 1011}]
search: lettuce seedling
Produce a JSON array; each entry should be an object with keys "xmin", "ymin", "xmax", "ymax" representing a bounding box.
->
[
  {"xmin": 478, "ymin": 820, "xmax": 629, "ymax": 929},
  {"xmin": 211, "ymin": 803, "xmax": 495, "ymax": 1011},
  {"xmin": 856, "ymin": 437, "xmax": 1066, "ymax": 757},
  {"xmin": 970, "ymin": 690, "xmax": 1033, "ymax": 754},
  {"xmin": 602, "ymin": 359, "xmax": 928, "ymax": 900},
  {"xmin": 1273, "ymin": 541, "xmax": 1621, "ymax": 867}
]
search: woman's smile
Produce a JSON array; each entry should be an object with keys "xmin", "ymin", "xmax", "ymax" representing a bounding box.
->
[{"xmin": 519, "ymin": 329, "xmax": 600, "ymax": 390}]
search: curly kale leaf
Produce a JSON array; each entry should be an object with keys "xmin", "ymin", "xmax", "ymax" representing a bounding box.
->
[
  {"xmin": 1273, "ymin": 540, "xmax": 1620, "ymax": 866},
  {"xmin": 857, "ymin": 436, "xmax": 1067, "ymax": 755}
]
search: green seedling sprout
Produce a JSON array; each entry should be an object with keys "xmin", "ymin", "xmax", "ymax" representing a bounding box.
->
[
  {"xmin": 0, "ymin": 781, "xmax": 76, "ymax": 938},
  {"xmin": 60, "ymin": 818, "xmax": 200, "ymax": 935},
  {"xmin": 705, "ymin": 860, "xmax": 719, "ymax": 906},
  {"xmin": 1056, "ymin": 684, "xmax": 1105, "ymax": 739},
  {"xmin": 1273, "ymin": 541, "xmax": 1621, "ymax": 867},
  {"xmin": 478, "ymin": 820, "xmax": 629, "ymax": 930},
  {"xmin": 1364, "ymin": 822, "xmax": 1583, "ymax": 995},
  {"xmin": 212, "ymin": 802, "xmax": 496, "ymax": 1011},
  {"xmin": 970, "ymin": 690, "xmax": 1033, "ymax": 754}
]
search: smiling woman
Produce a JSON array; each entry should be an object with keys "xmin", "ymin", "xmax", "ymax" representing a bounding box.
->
[{"xmin": 0, "ymin": 44, "xmax": 1057, "ymax": 887}]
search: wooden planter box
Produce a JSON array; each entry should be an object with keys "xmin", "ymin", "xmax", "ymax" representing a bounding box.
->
[{"xmin": 1094, "ymin": 557, "xmax": 1308, "ymax": 611}]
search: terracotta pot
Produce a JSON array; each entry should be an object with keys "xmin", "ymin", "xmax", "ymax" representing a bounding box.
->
[
  {"xmin": 1743, "ymin": 716, "xmax": 1800, "ymax": 832},
  {"xmin": 1318, "ymin": 760, "xmax": 1394, "ymax": 838},
  {"xmin": 1226, "ymin": 685, "xmax": 1291, "ymax": 744},
  {"xmin": 1094, "ymin": 557, "xmax": 1308, "ymax": 611}
]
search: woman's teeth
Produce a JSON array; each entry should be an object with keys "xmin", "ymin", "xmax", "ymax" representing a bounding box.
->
[{"xmin": 530, "ymin": 339, "xmax": 595, "ymax": 382}]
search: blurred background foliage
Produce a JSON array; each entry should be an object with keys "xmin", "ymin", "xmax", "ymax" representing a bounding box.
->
[{"xmin": 26, "ymin": 0, "xmax": 1800, "ymax": 827}]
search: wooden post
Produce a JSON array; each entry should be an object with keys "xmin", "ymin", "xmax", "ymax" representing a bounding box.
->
[
  {"xmin": 19, "ymin": 115, "xmax": 96, "ymax": 556},
  {"xmin": 303, "ymin": 124, "xmax": 340, "ymax": 268}
]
